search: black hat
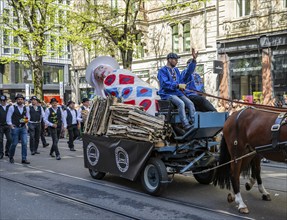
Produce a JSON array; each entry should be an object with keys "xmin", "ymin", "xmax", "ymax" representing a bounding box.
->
[
  {"xmin": 30, "ymin": 96, "xmax": 40, "ymax": 102},
  {"xmin": 15, "ymin": 94, "xmax": 25, "ymax": 100},
  {"xmin": 0, "ymin": 95, "xmax": 7, "ymax": 101},
  {"xmin": 167, "ymin": 53, "xmax": 180, "ymax": 59},
  {"xmin": 50, "ymin": 98, "xmax": 58, "ymax": 104},
  {"xmin": 67, "ymin": 100, "xmax": 75, "ymax": 106},
  {"xmin": 82, "ymin": 98, "xmax": 89, "ymax": 103}
]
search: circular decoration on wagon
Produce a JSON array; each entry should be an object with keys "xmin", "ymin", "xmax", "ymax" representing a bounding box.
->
[
  {"xmin": 139, "ymin": 99, "xmax": 152, "ymax": 111},
  {"xmin": 104, "ymin": 74, "xmax": 116, "ymax": 86},
  {"xmin": 86, "ymin": 142, "xmax": 100, "ymax": 166},
  {"xmin": 115, "ymin": 147, "xmax": 129, "ymax": 173}
]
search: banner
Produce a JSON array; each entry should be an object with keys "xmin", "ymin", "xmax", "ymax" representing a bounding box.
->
[{"xmin": 83, "ymin": 134, "xmax": 154, "ymax": 181}]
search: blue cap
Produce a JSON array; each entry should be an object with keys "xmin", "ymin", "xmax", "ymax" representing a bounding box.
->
[{"xmin": 167, "ymin": 53, "xmax": 180, "ymax": 59}]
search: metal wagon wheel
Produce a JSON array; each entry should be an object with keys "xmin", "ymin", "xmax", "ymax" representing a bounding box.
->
[
  {"xmin": 141, "ymin": 158, "xmax": 168, "ymax": 196},
  {"xmin": 89, "ymin": 169, "xmax": 106, "ymax": 180}
]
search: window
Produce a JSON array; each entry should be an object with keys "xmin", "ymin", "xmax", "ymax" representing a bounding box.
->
[
  {"xmin": 172, "ymin": 25, "xmax": 179, "ymax": 53},
  {"xmin": 111, "ymin": 0, "xmax": 118, "ymax": 8},
  {"xmin": 134, "ymin": 70, "xmax": 150, "ymax": 83},
  {"xmin": 3, "ymin": 29, "xmax": 10, "ymax": 54},
  {"xmin": 111, "ymin": 0, "xmax": 118, "ymax": 11},
  {"xmin": 195, "ymin": 64, "xmax": 204, "ymax": 76},
  {"xmin": 50, "ymin": 36, "xmax": 56, "ymax": 57},
  {"xmin": 67, "ymin": 42, "xmax": 71, "ymax": 59},
  {"xmin": 3, "ymin": 8, "xmax": 10, "ymax": 24},
  {"xmin": 13, "ymin": 9, "xmax": 18, "ymax": 23},
  {"xmin": 58, "ymin": 9, "xmax": 64, "ymax": 25},
  {"xmin": 183, "ymin": 22, "xmax": 190, "ymax": 52},
  {"xmin": 14, "ymin": 63, "xmax": 33, "ymax": 84},
  {"xmin": 80, "ymin": 88, "xmax": 94, "ymax": 100},
  {"xmin": 230, "ymin": 57, "xmax": 262, "ymax": 102},
  {"xmin": 135, "ymin": 33, "xmax": 144, "ymax": 58},
  {"xmin": 272, "ymin": 54, "xmax": 287, "ymax": 106},
  {"xmin": 44, "ymin": 65, "xmax": 64, "ymax": 84},
  {"xmin": 49, "ymin": 11, "xmax": 56, "ymax": 24},
  {"xmin": 79, "ymin": 77, "xmax": 87, "ymax": 84},
  {"xmin": 236, "ymin": 0, "xmax": 250, "ymax": 17},
  {"xmin": 2, "ymin": 64, "xmax": 9, "ymax": 84},
  {"xmin": 13, "ymin": 36, "xmax": 19, "ymax": 54}
]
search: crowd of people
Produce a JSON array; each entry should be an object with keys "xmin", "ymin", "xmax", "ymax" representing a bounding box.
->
[
  {"xmin": 1, "ymin": 49, "xmax": 214, "ymax": 164},
  {"xmin": 0, "ymin": 94, "xmax": 90, "ymax": 163}
]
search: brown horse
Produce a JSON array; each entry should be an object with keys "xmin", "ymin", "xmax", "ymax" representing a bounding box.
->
[{"xmin": 213, "ymin": 107, "xmax": 287, "ymax": 214}]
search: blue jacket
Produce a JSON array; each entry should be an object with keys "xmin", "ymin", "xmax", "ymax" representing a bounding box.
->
[
  {"xmin": 157, "ymin": 66, "xmax": 184, "ymax": 99},
  {"xmin": 181, "ymin": 61, "xmax": 200, "ymax": 96}
]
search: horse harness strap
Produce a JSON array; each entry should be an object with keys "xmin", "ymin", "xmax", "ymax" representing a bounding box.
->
[
  {"xmin": 233, "ymin": 107, "xmax": 252, "ymax": 162},
  {"xmin": 271, "ymin": 113, "xmax": 287, "ymax": 149}
]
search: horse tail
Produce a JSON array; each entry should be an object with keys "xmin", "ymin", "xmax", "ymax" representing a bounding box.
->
[{"xmin": 213, "ymin": 135, "xmax": 231, "ymax": 190}]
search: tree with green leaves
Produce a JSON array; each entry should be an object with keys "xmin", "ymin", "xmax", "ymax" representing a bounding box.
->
[
  {"xmin": 68, "ymin": 0, "xmax": 145, "ymax": 69},
  {"xmin": 0, "ymin": 0, "xmax": 69, "ymax": 99}
]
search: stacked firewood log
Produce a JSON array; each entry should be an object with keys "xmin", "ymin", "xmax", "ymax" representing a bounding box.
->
[{"xmin": 84, "ymin": 96, "xmax": 168, "ymax": 145}]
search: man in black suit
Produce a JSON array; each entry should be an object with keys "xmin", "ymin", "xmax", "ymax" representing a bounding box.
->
[
  {"xmin": 0, "ymin": 95, "xmax": 11, "ymax": 159},
  {"xmin": 63, "ymin": 101, "xmax": 80, "ymax": 151}
]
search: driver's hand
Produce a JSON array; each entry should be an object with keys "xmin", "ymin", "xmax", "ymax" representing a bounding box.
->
[{"xmin": 178, "ymin": 84, "xmax": 186, "ymax": 90}]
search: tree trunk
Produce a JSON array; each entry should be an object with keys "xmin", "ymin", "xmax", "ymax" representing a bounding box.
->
[
  {"xmin": 32, "ymin": 57, "xmax": 44, "ymax": 100},
  {"xmin": 120, "ymin": 48, "xmax": 133, "ymax": 70}
]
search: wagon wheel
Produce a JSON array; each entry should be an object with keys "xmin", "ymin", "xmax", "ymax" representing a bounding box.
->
[
  {"xmin": 141, "ymin": 158, "xmax": 168, "ymax": 196},
  {"xmin": 89, "ymin": 168, "xmax": 106, "ymax": 180},
  {"xmin": 193, "ymin": 166, "xmax": 215, "ymax": 185}
]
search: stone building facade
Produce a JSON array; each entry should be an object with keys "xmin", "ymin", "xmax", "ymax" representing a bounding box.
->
[
  {"xmin": 72, "ymin": 0, "xmax": 287, "ymax": 107},
  {"xmin": 0, "ymin": 0, "xmax": 72, "ymax": 103},
  {"xmin": 217, "ymin": 0, "xmax": 287, "ymax": 107},
  {"xmin": 132, "ymin": 0, "xmax": 219, "ymax": 102}
]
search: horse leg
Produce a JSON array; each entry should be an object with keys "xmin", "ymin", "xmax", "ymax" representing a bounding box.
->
[
  {"xmin": 229, "ymin": 161, "xmax": 249, "ymax": 214},
  {"xmin": 253, "ymin": 156, "xmax": 271, "ymax": 201},
  {"xmin": 245, "ymin": 177, "xmax": 256, "ymax": 191},
  {"xmin": 245, "ymin": 160, "xmax": 256, "ymax": 191}
]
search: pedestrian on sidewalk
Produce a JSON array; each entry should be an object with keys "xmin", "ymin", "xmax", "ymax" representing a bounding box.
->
[
  {"xmin": 27, "ymin": 96, "xmax": 45, "ymax": 155},
  {"xmin": 6, "ymin": 94, "xmax": 30, "ymax": 164},
  {"xmin": 40, "ymin": 101, "xmax": 49, "ymax": 148},
  {"xmin": 77, "ymin": 98, "xmax": 90, "ymax": 136},
  {"xmin": 44, "ymin": 98, "xmax": 64, "ymax": 160},
  {"xmin": 63, "ymin": 100, "xmax": 80, "ymax": 151},
  {"xmin": 0, "ymin": 95, "xmax": 12, "ymax": 159}
]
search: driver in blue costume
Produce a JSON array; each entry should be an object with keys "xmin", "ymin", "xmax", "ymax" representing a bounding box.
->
[
  {"xmin": 181, "ymin": 48, "xmax": 217, "ymax": 112},
  {"xmin": 157, "ymin": 53, "xmax": 195, "ymax": 130}
]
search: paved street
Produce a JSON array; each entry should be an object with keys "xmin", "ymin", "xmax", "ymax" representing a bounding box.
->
[{"xmin": 0, "ymin": 137, "xmax": 286, "ymax": 220}]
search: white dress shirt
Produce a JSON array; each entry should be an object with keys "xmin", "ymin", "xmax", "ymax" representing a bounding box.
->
[
  {"xmin": 63, "ymin": 107, "xmax": 78, "ymax": 128},
  {"xmin": 6, "ymin": 104, "xmax": 30, "ymax": 126},
  {"xmin": 0, "ymin": 104, "xmax": 9, "ymax": 111},
  {"xmin": 77, "ymin": 106, "xmax": 90, "ymax": 122}
]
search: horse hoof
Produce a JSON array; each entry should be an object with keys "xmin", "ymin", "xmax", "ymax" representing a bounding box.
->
[
  {"xmin": 227, "ymin": 193, "xmax": 235, "ymax": 203},
  {"xmin": 262, "ymin": 194, "xmax": 271, "ymax": 201},
  {"xmin": 245, "ymin": 183, "xmax": 251, "ymax": 191},
  {"xmin": 239, "ymin": 207, "xmax": 249, "ymax": 214}
]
